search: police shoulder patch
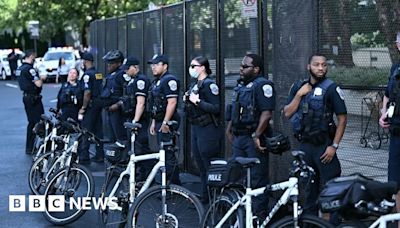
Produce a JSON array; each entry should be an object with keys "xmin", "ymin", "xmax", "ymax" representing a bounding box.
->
[
  {"xmin": 29, "ymin": 69, "xmax": 37, "ymax": 76},
  {"xmin": 95, "ymin": 73, "xmax": 103, "ymax": 80},
  {"xmin": 123, "ymin": 74, "xmax": 131, "ymax": 82},
  {"xmin": 210, "ymin": 83, "xmax": 219, "ymax": 95},
  {"xmin": 263, "ymin": 84, "xmax": 273, "ymax": 98},
  {"xmin": 336, "ymin": 86, "xmax": 345, "ymax": 100},
  {"xmin": 168, "ymin": 80, "xmax": 177, "ymax": 91},
  {"xmin": 83, "ymin": 75, "xmax": 90, "ymax": 83},
  {"xmin": 137, "ymin": 80, "xmax": 145, "ymax": 90}
]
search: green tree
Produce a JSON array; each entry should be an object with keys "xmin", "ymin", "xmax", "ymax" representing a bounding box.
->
[{"xmin": 2, "ymin": 0, "xmax": 181, "ymax": 48}]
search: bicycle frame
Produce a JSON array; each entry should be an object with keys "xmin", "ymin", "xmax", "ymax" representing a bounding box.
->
[
  {"xmin": 216, "ymin": 175, "xmax": 299, "ymax": 228},
  {"xmin": 369, "ymin": 213, "xmax": 400, "ymax": 228},
  {"xmin": 33, "ymin": 121, "xmax": 57, "ymax": 161},
  {"xmin": 106, "ymin": 132, "xmax": 167, "ymax": 211}
]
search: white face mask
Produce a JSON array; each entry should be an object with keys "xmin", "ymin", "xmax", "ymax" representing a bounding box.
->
[{"xmin": 189, "ymin": 67, "xmax": 200, "ymax": 79}]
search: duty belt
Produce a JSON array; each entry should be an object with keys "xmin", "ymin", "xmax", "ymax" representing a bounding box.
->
[
  {"xmin": 23, "ymin": 93, "xmax": 41, "ymax": 98},
  {"xmin": 232, "ymin": 128, "xmax": 253, "ymax": 136}
]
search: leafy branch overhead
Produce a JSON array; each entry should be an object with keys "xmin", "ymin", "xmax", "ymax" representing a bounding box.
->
[{"xmin": 1, "ymin": 0, "xmax": 181, "ymax": 44}]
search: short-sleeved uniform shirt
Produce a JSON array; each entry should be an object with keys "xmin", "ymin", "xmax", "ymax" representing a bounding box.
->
[
  {"xmin": 17, "ymin": 63, "xmax": 41, "ymax": 94},
  {"xmin": 286, "ymin": 78, "xmax": 347, "ymax": 116}
]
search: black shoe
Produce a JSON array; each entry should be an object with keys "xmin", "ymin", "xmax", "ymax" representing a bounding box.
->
[
  {"xmin": 91, "ymin": 157, "xmax": 104, "ymax": 163},
  {"xmin": 80, "ymin": 159, "xmax": 91, "ymax": 165}
]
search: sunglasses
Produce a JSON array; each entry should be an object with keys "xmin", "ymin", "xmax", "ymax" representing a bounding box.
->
[
  {"xmin": 240, "ymin": 64, "xmax": 254, "ymax": 69},
  {"xmin": 190, "ymin": 64, "xmax": 202, "ymax": 69}
]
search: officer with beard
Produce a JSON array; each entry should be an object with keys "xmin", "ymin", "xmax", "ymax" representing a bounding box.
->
[{"xmin": 284, "ymin": 54, "xmax": 347, "ymax": 218}]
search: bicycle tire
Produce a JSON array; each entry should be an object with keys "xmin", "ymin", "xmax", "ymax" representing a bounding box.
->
[
  {"xmin": 99, "ymin": 165, "xmax": 130, "ymax": 228},
  {"xmin": 202, "ymin": 188, "xmax": 244, "ymax": 228},
  {"xmin": 28, "ymin": 150, "xmax": 62, "ymax": 195},
  {"xmin": 127, "ymin": 184, "xmax": 204, "ymax": 228},
  {"xmin": 270, "ymin": 214, "xmax": 335, "ymax": 228},
  {"xmin": 43, "ymin": 165, "xmax": 94, "ymax": 225}
]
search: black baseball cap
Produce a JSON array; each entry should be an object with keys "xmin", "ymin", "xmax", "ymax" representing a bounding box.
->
[
  {"xmin": 147, "ymin": 54, "xmax": 168, "ymax": 64},
  {"xmin": 122, "ymin": 56, "xmax": 140, "ymax": 70},
  {"xmin": 81, "ymin": 52, "xmax": 94, "ymax": 61}
]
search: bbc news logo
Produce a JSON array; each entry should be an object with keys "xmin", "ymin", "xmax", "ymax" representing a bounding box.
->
[{"xmin": 9, "ymin": 195, "xmax": 118, "ymax": 212}]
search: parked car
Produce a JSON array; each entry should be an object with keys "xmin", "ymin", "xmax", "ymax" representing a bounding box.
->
[
  {"xmin": 37, "ymin": 47, "xmax": 80, "ymax": 82},
  {"xmin": 0, "ymin": 49, "xmax": 24, "ymax": 80}
]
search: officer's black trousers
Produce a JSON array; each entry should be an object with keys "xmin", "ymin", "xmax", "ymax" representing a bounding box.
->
[
  {"xmin": 109, "ymin": 109, "xmax": 127, "ymax": 142},
  {"xmin": 299, "ymin": 139, "xmax": 341, "ymax": 215},
  {"xmin": 23, "ymin": 95, "xmax": 44, "ymax": 153},
  {"xmin": 126, "ymin": 117, "xmax": 152, "ymax": 181},
  {"xmin": 155, "ymin": 122, "xmax": 181, "ymax": 185},
  {"xmin": 191, "ymin": 124, "xmax": 222, "ymax": 200},
  {"xmin": 79, "ymin": 103, "xmax": 104, "ymax": 160},
  {"xmin": 232, "ymin": 135, "xmax": 269, "ymax": 215}
]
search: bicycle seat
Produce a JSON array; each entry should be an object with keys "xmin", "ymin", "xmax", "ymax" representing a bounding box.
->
[
  {"xmin": 234, "ymin": 157, "xmax": 260, "ymax": 168},
  {"xmin": 124, "ymin": 122, "xmax": 142, "ymax": 130}
]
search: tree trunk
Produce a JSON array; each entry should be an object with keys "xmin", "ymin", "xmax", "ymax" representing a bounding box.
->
[
  {"xmin": 321, "ymin": 0, "xmax": 340, "ymax": 60},
  {"xmin": 338, "ymin": 0, "xmax": 354, "ymax": 67},
  {"xmin": 375, "ymin": 0, "xmax": 400, "ymax": 64}
]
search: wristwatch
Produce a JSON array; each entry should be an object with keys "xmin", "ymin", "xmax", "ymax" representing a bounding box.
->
[
  {"xmin": 162, "ymin": 120, "xmax": 168, "ymax": 125},
  {"xmin": 331, "ymin": 143, "xmax": 339, "ymax": 150},
  {"xmin": 251, "ymin": 132, "xmax": 258, "ymax": 139}
]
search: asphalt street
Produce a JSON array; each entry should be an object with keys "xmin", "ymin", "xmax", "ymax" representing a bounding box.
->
[{"xmin": 0, "ymin": 80, "xmax": 104, "ymax": 227}]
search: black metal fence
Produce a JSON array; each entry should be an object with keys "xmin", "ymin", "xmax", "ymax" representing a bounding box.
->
[{"xmin": 89, "ymin": 0, "xmax": 396, "ymax": 182}]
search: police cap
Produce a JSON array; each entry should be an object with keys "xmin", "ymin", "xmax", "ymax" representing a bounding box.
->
[
  {"xmin": 147, "ymin": 54, "xmax": 168, "ymax": 65},
  {"xmin": 122, "ymin": 56, "xmax": 140, "ymax": 70},
  {"xmin": 81, "ymin": 52, "xmax": 94, "ymax": 61}
]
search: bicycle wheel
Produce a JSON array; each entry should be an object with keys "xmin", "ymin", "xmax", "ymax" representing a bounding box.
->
[
  {"xmin": 202, "ymin": 189, "xmax": 244, "ymax": 228},
  {"xmin": 127, "ymin": 184, "xmax": 204, "ymax": 228},
  {"xmin": 270, "ymin": 214, "xmax": 335, "ymax": 228},
  {"xmin": 99, "ymin": 165, "xmax": 130, "ymax": 228},
  {"xmin": 28, "ymin": 150, "xmax": 62, "ymax": 195},
  {"xmin": 43, "ymin": 165, "xmax": 94, "ymax": 225}
]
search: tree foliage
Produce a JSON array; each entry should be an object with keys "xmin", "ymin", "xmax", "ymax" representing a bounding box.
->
[{"xmin": 3, "ymin": 0, "xmax": 181, "ymax": 46}]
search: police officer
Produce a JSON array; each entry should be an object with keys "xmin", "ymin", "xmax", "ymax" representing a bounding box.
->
[
  {"xmin": 148, "ymin": 54, "xmax": 181, "ymax": 185},
  {"xmin": 78, "ymin": 52, "xmax": 104, "ymax": 164},
  {"xmin": 17, "ymin": 49, "xmax": 46, "ymax": 154},
  {"xmin": 183, "ymin": 56, "xmax": 222, "ymax": 203},
  {"xmin": 101, "ymin": 50, "xmax": 128, "ymax": 147},
  {"xmin": 284, "ymin": 54, "xmax": 347, "ymax": 217},
  {"xmin": 116, "ymin": 56, "xmax": 151, "ymax": 179},
  {"xmin": 225, "ymin": 54, "xmax": 275, "ymax": 215},
  {"xmin": 379, "ymin": 32, "xmax": 400, "ymax": 216},
  {"xmin": 56, "ymin": 68, "xmax": 82, "ymax": 121}
]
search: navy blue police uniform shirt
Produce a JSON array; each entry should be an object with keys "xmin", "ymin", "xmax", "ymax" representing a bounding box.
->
[
  {"xmin": 81, "ymin": 67, "xmax": 103, "ymax": 98},
  {"xmin": 126, "ymin": 73, "xmax": 150, "ymax": 98},
  {"xmin": 385, "ymin": 62, "xmax": 400, "ymax": 98},
  {"xmin": 287, "ymin": 78, "xmax": 347, "ymax": 116},
  {"xmin": 189, "ymin": 78, "xmax": 220, "ymax": 114},
  {"xmin": 254, "ymin": 78, "xmax": 275, "ymax": 112},
  {"xmin": 17, "ymin": 63, "xmax": 41, "ymax": 94},
  {"xmin": 151, "ymin": 71, "xmax": 180, "ymax": 119},
  {"xmin": 101, "ymin": 67, "xmax": 125, "ymax": 98},
  {"xmin": 226, "ymin": 76, "xmax": 275, "ymax": 121},
  {"xmin": 152, "ymin": 72, "xmax": 179, "ymax": 99}
]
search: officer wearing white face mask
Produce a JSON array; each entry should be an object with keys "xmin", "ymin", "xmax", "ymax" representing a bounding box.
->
[{"xmin": 183, "ymin": 56, "xmax": 222, "ymax": 203}]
